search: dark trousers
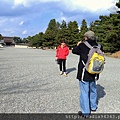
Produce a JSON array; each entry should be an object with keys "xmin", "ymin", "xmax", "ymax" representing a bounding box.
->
[{"xmin": 59, "ymin": 59, "xmax": 66, "ymax": 72}]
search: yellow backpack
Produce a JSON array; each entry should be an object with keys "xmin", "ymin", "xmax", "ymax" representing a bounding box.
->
[{"xmin": 83, "ymin": 41, "xmax": 105, "ymax": 74}]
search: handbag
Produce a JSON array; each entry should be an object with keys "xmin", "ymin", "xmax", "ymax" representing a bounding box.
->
[{"xmin": 56, "ymin": 59, "xmax": 61, "ymax": 64}]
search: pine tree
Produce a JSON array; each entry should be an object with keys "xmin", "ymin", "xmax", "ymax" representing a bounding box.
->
[
  {"xmin": 43, "ymin": 19, "xmax": 58, "ymax": 48},
  {"xmin": 79, "ymin": 19, "xmax": 88, "ymax": 41},
  {"xmin": 67, "ymin": 21, "xmax": 79, "ymax": 48}
]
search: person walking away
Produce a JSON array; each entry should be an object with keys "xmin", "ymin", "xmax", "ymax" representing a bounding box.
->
[
  {"xmin": 72, "ymin": 30, "xmax": 103, "ymax": 118},
  {"xmin": 56, "ymin": 40, "xmax": 69, "ymax": 76}
]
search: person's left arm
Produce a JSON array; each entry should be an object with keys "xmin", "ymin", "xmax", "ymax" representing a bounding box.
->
[{"xmin": 65, "ymin": 46, "xmax": 69, "ymax": 56}]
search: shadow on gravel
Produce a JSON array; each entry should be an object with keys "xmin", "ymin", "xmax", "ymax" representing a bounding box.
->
[
  {"xmin": 0, "ymin": 82, "xmax": 51, "ymax": 95},
  {"xmin": 97, "ymin": 84, "xmax": 106, "ymax": 104},
  {"xmin": 67, "ymin": 67, "xmax": 76, "ymax": 74}
]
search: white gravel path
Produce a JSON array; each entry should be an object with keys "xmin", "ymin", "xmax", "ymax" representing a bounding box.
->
[{"xmin": 0, "ymin": 47, "xmax": 120, "ymax": 113}]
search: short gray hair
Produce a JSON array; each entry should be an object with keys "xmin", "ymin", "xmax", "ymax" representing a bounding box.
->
[{"xmin": 84, "ymin": 30, "xmax": 95, "ymax": 40}]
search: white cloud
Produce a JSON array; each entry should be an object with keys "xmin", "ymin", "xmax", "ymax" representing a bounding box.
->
[
  {"xmin": 13, "ymin": 0, "xmax": 28, "ymax": 7},
  {"xmin": 5, "ymin": 0, "xmax": 119, "ymax": 12},
  {"xmin": 14, "ymin": 0, "xmax": 24, "ymax": 5},
  {"xmin": 62, "ymin": 0, "xmax": 119, "ymax": 12},
  {"xmin": 0, "ymin": 19, "xmax": 8, "ymax": 23},
  {"xmin": 19, "ymin": 21, "xmax": 24, "ymax": 25},
  {"xmin": 22, "ymin": 30, "xmax": 27, "ymax": 35},
  {"xmin": 0, "ymin": 28, "xmax": 15, "ymax": 36},
  {"xmin": 0, "ymin": 0, "xmax": 118, "ymax": 38},
  {"xmin": 11, "ymin": 0, "xmax": 119, "ymax": 13},
  {"xmin": 13, "ymin": 0, "xmax": 60, "ymax": 7},
  {"xmin": 10, "ymin": 31, "xmax": 15, "ymax": 34}
]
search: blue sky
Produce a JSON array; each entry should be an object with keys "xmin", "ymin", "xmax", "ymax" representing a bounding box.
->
[{"xmin": 0, "ymin": 0, "xmax": 119, "ymax": 39}]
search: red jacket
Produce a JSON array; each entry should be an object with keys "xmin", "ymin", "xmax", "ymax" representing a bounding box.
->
[{"xmin": 56, "ymin": 44, "xmax": 69, "ymax": 59}]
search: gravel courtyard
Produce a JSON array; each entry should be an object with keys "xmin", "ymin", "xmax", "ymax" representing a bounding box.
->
[{"xmin": 0, "ymin": 47, "xmax": 120, "ymax": 113}]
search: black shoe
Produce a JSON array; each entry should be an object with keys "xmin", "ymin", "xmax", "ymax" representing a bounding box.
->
[
  {"xmin": 78, "ymin": 111, "xmax": 90, "ymax": 119},
  {"xmin": 90, "ymin": 107, "xmax": 98, "ymax": 112},
  {"xmin": 78, "ymin": 111, "xmax": 82, "ymax": 115},
  {"xmin": 91, "ymin": 109, "xmax": 96, "ymax": 112}
]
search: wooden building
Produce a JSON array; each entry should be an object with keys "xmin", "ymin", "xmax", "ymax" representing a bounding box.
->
[{"xmin": 2, "ymin": 36, "xmax": 15, "ymax": 46}]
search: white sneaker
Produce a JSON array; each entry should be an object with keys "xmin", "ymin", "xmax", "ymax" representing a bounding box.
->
[
  {"xmin": 60, "ymin": 71, "xmax": 63, "ymax": 75},
  {"xmin": 63, "ymin": 72, "xmax": 67, "ymax": 76}
]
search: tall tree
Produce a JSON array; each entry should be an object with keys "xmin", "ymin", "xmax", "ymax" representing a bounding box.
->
[
  {"xmin": 55, "ymin": 20, "xmax": 68, "ymax": 46},
  {"xmin": 89, "ymin": 13, "xmax": 120, "ymax": 53},
  {"xmin": 28, "ymin": 32, "xmax": 44, "ymax": 48},
  {"xmin": 67, "ymin": 21, "xmax": 79, "ymax": 48},
  {"xmin": 13, "ymin": 37, "xmax": 22, "ymax": 43},
  {"xmin": 60, "ymin": 20, "xmax": 67, "ymax": 29},
  {"xmin": 0, "ymin": 34, "xmax": 2, "ymax": 40},
  {"xmin": 79, "ymin": 19, "xmax": 88, "ymax": 40},
  {"xmin": 116, "ymin": 0, "xmax": 120, "ymax": 13},
  {"xmin": 24, "ymin": 1, "xmax": 120, "ymax": 52},
  {"xmin": 43, "ymin": 19, "xmax": 58, "ymax": 48}
]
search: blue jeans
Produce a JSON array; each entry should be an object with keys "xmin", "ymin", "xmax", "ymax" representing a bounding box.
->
[{"xmin": 79, "ymin": 80, "xmax": 97, "ymax": 114}]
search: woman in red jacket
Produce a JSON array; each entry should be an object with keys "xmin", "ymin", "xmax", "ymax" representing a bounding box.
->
[{"xmin": 56, "ymin": 40, "xmax": 69, "ymax": 76}]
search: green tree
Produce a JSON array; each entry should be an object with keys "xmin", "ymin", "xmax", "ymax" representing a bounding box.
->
[
  {"xmin": 13, "ymin": 37, "xmax": 22, "ymax": 43},
  {"xmin": 43, "ymin": 19, "xmax": 58, "ymax": 48},
  {"xmin": 79, "ymin": 19, "xmax": 88, "ymax": 40},
  {"xmin": 116, "ymin": 0, "xmax": 120, "ymax": 13},
  {"xmin": 89, "ymin": 13, "xmax": 120, "ymax": 53},
  {"xmin": 28, "ymin": 32, "xmax": 44, "ymax": 48},
  {"xmin": 0, "ymin": 34, "xmax": 2, "ymax": 40},
  {"xmin": 55, "ymin": 20, "xmax": 68, "ymax": 46},
  {"xmin": 67, "ymin": 21, "xmax": 79, "ymax": 48},
  {"xmin": 23, "ymin": 1, "xmax": 120, "ymax": 53}
]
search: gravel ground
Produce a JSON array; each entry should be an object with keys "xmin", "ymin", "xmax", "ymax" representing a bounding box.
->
[{"xmin": 0, "ymin": 47, "xmax": 120, "ymax": 113}]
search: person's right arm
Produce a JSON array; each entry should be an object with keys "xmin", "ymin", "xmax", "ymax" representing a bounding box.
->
[
  {"xmin": 72, "ymin": 41, "xmax": 82, "ymax": 55},
  {"xmin": 56, "ymin": 47, "xmax": 59, "ymax": 59}
]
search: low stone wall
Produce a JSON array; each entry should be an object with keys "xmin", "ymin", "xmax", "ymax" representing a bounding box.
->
[
  {"xmin": 15, "ymin": 45, "xmax": 28, "ymax": 48},
  {"xmin": 15, "ymin": 45, "xmax": 39, "ymax": 49}
]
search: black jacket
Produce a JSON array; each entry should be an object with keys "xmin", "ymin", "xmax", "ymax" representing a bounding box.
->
[{"xmin": 72, "ymin": 39, "xmax": 101, "ymax": 81}]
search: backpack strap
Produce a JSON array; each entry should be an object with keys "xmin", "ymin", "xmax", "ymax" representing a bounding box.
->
[
  {"xmin": 98, "ymin": 44, "xmax": 101, "ymax": 48},
  {"xmin": 84, "ymin": 41, "xmax": 92, "ymax": 49},
  {"xmin": 84, "ymin": 41, "xmax": 101, "ymax": 49}
]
